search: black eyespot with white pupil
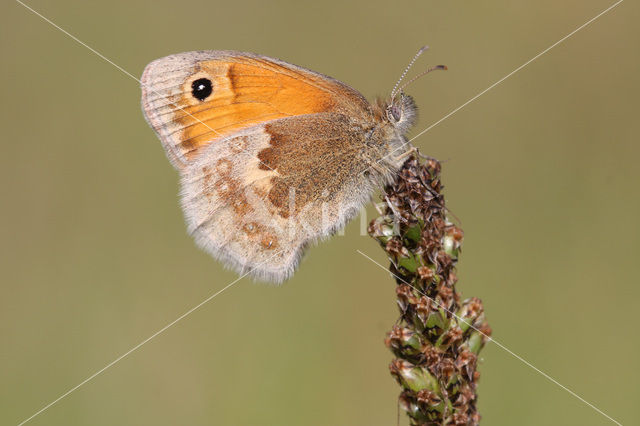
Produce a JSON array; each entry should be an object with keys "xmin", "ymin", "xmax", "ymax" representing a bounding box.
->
[{"xmin": 191, "ymin": 78, "xmax": 213, "ymax": 101}]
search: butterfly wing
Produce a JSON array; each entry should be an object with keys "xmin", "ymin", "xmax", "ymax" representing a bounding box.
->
[
  {"xmin": 141, "ymin": 50, "xmax": 372, "ymax": 170},
  {"xmin": 181, "ymin": 113, "xmax": 376, "ymax": 283}
]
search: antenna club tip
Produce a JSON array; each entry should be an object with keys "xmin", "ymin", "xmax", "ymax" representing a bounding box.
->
[
  {"xmin": 439, "ymin": 65, "xmax": 448, "ymax": 71},
  {"xmin": 419, "ymin": 45, "xmax": 430, "ymax": 53}
]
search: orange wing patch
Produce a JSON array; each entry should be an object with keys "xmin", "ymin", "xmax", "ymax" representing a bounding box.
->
[
  {"xmin": 175, "ymin": 61, "xmax": 335, "ymax": 157},
  {"xmin": 141, "ymin": 51, "xmax": 370, "ymax": 170}
]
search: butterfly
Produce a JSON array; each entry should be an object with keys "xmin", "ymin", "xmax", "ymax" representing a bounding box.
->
[{"xmin": 141, "ymin": 48, "xmax": 444, "ymax": 283}]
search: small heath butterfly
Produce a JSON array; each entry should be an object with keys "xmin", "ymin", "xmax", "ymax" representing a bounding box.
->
[{"xmin": 141, "ymin": 49, "xmax": 444, "ymax": 283}]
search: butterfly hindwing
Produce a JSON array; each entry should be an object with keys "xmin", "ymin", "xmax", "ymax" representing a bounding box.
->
[{"xmin": 180, "ymin": 114, "xmax": 375, "ymax": 282}]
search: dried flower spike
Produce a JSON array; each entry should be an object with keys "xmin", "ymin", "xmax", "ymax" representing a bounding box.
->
[{"xmin": 368, "ymin": 154, "xmax": 491, "ymax": 425}]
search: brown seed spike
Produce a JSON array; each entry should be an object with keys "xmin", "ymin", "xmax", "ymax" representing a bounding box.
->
[{"xmin": 368, "ymin": 153, "xmax": 490, "ymax": 425}]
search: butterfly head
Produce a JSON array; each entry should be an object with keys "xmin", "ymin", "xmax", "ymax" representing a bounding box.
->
[
  {"xmin": 384, "ymin": 45, "xmax": 446, "ymax": 137},
  {"xmin": 368, "ymin": 94, "xmax": 418, "ymax": 177},
  {"xmin": 385, "ymin": 93, "xmax": 418, "ymax": 136}
]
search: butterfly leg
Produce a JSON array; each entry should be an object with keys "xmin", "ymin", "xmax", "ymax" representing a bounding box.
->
[
  {"xmin": 393, "ymin": 144, "xmax": 419, "ymax": 163},
  {"xmin": 368, "ymin": 161, "xmax": 395, "ymax": 183},
  {"xmin": 384, "ymin": 194, "xmax": 408, "ymax": 224},
  {"xmin": 374, "ymin": 201, "xmax": 386, "ymax": 215}
]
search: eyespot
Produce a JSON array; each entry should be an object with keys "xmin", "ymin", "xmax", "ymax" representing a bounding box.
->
[{"xmin": 191, "ymin": 78, "xmax": 213, "ymax": 101}]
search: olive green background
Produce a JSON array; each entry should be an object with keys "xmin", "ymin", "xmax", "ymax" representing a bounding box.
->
[{"xmin": 2, "ymin": 1, "xmax": 638, "ymax": 425}]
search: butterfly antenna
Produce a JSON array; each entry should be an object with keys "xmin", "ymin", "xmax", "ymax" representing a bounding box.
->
[
  {"xmin": 390, "ymin": 45, "xmax": 430, "ymax": 100},
  {"xmin": 394, "ymin": 64, "xmax": 447, "ymax": 96}
]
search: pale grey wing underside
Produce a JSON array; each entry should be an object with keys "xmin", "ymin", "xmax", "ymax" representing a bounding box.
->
[{"xmin": 180, "ymin": 118, "xmax": 375, "ymax": 283}]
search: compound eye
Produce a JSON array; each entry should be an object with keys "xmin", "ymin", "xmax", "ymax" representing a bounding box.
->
[
  {"xmin": 191, "ymin": 78, "xmax": 213, "ymax": 101},
  {"xmin": 390, "ymin": 104, "xmax": 402, "ymax": 122}
]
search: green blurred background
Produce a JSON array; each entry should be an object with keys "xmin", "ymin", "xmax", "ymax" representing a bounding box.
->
[{"xmin": 2, "ymin": 1, "xmax": 638, "ymax": 425}]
